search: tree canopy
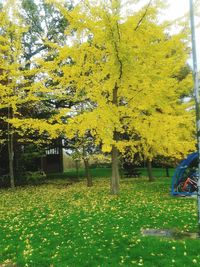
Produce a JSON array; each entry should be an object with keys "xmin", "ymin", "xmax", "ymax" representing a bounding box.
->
[{"xmin": 0, "ymin": 0, "xmax": 196, "ymax": 192}]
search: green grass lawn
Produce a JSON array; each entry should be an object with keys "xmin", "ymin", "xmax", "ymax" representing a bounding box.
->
[{"xmin": 0, "ymin": 177, "xmax": 199, "ymax": 267}]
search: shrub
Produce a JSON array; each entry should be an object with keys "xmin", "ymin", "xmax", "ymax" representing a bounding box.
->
[{"xmin": 25, "ymin": 171, "xmax": 46, "ymax": 184}]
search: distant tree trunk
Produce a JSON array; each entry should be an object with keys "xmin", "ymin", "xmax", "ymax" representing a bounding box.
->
[
  {"xmin": 41, "ymin": 156, "xmax": 44, "ymax": 171},
  {"xmin": 8, "ymin": 132, "xmax": 15, "ymax": 188},
  {"xmin": 59, "ymin": 142, "xmax": 64, "ymax": 173},
  {"xmin": 75, "ymin": 160, "xmax": 80, "ymax": 181},
  {"xmin": 15, "ymin": 148, "xmax": 20, "ymax": 174},
  {"xmin": 83, "ymin": 158, "xmax": 92, "ymax": 187},
  {"xmin": 147, "ymin": 159, "xmax": 154, "ymax": 182},
  {"xmin": 111, "ymin": 145, "xmax": 120, "ymax": 194},
  {"xmin": 7, "ymin": 108, "xmax": 15, "ymax": 188},
  {"xmin": 166, "ymin": 167, "xmax": 170, "ymax": 177},
  {"xmin": 82, "ymin": 144, "xmax": 92, "ymax": 187}
]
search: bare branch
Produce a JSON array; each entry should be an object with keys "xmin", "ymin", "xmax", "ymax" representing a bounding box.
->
[{"xmin": 134, "ymin": 0, "xmax": 152, "ymax": 31}]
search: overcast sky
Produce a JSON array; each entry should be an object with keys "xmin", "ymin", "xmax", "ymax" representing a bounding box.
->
[{"xmin": 164, "ymin": 0, "xmax": 199, "ymax": 69}]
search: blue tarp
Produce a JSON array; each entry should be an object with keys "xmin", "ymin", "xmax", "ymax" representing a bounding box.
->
[{"xmin": 171, "ymin": 152, "xmax": 198, "ymax": 195}]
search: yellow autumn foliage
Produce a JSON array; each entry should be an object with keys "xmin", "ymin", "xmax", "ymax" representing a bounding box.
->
[
  {"xmin": 40, "ymin": 0, "xmax": 195, "ymax": 160},
  {"xmin": 0, "ymin": 0, "xmax": 196, "ymax": 162}
]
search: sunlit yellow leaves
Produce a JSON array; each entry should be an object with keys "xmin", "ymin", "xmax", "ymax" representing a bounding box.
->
[
  {"xmin": 7, "ymin": 118, "xmax": 63, "ymax": 139},
  {"xmin": 43, "ymin": 0, "xmax": 194, "ymax": 160},
  {"xmin": 0, "ymin": 0, "xmax": 195, "ymax": 164},
  {"xmin": 0, "ymin": 7, "xmax": 31, "ymax": 111}
]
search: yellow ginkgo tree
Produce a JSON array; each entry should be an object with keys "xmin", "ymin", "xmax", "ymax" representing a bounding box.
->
[
  {"xmin": 0, "ymin": 2, "xmax": 48, "ymax": 187},
  {"xmin": 0, "ymin": 5, "xmax": 27, "ymax": 187},
  {"xmin": 40, "ymin": 0, "xmax": 195, "ymax": 194}
]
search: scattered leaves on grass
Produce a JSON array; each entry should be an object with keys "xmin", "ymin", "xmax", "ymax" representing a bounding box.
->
[{"xmin": 0, "ymin": 178, "xmax": 199, "ymax": 266}]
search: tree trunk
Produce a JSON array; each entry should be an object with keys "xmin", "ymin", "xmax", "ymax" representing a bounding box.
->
[
  {"xmin": 147, "ymin": 159, "xmax": 154, "ymax": 182},
  {"xmin": 8, "ymin": 133, "xmax": 15, "ymax": 188},
  {"xmin": 111, "ymin": 145, "xmax": 120, "ymax": 194},
  {"xmin": 7, "ymin": 108, "xmax": 15, "ymax": 188},
  {"xmin": 82, "ymin": 144, "xmax": 92, "ymax": 187},
  {"xmin": 84, "ymin": 158, "xmax": 93, "ymax": 187},
  {"xmin": 110, "ymin": 25, "xmax": 122, "ymax": 193},
  {"xmin": 166, "ymin": 167, "xmax": 170, "ymax": 177},
  {"xmin": 75, "ymin": 160, "xmax": 80, "ymax": 181}
]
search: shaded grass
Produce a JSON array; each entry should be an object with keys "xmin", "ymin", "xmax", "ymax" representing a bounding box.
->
[
  {"xmin": 65, "ymin": 167, "xmax": 112, "ymax": 178},
  {"xmin": 0, "ymin": 177, "xmax": 199, "ymax": 267},
  {"xmin": 139, "ymin": 167, "xmax": 174, "ymax": 178},
  {"xmin": 47, "ymin": 167, "xmax": 175, "ymax": 180}
]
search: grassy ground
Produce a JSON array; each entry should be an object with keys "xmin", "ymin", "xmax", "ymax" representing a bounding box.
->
[{"xmin": 0, "ymin": 177, "xmax": 199, "ymax": 267}]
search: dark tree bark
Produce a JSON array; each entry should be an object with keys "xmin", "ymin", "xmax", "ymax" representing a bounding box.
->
[
  {"xmin": 8, "ymin": 132, "xmax": 15, "ymax": 188},
  {"xmin": 7, "ymin": 108, "xmax": 15, "ymax": 188},
  {"xmin": 111, "ymin": 145, "xmax": 120, "ymax": 194},
  {"xmin": 83, "ymin": 158, "xmax": 93, "ymax": 187},
  {"xmin": 147, "ymin": 159, "xmax": 154, "ymax": 182},
  {"xmin": 82, "ymin": 144, "xmax": 93, "ymax": 187},
  {"xmin": 75, "ymin": 160, "xmax": 80, "ymax": 181},
  {"xmin": 107, "ymin": 20, "xmax": 123, "ymax": 194},
  {"xmin": 110, "ymin": 83, "xmax": 120, "ymax": 195}
]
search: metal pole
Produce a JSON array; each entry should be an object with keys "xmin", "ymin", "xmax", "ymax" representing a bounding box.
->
[{"xmin": 189, "ymin": 0, "xmax": 200, "ymax": 226}]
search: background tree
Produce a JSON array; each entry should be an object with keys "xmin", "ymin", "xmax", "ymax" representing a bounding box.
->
[
  {"xmin": 0, "ymin": 3, "xmax": 32, "ymax": 187},
  {"xmin": 64, "ymin": 133, "xmax": 97, "ymax": 187},
  {"xmin": 0, "ymin": 0, "xmax": 74, "ymax": 187},
  {"xmin": 128, "ymin": 64, "xmax": 195, "ymax": 181}
]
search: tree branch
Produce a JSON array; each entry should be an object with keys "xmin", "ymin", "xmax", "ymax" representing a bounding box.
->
[
  {"xmin": 25, "ymin": 45, "xmax": 47, "ymax": 61},
  {"xmin": 134, "ymin": 0, "xmax": 152, "ymax": 31}
]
